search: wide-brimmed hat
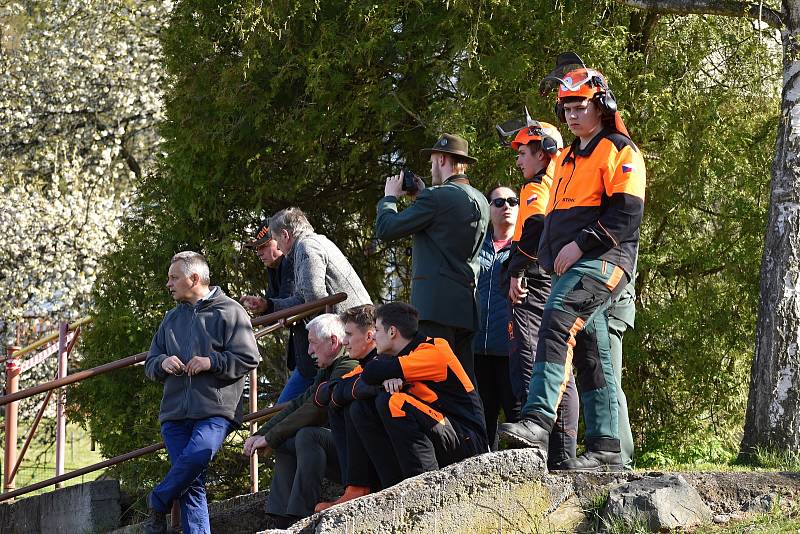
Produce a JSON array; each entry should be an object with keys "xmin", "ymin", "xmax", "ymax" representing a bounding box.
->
[
  {"xmin": 244, "ymin": 219, "xmax": 272, "ymax": 249},
  {"xmin": 420, "ymin": 133, "xmax": 477, "ymax": 164}
]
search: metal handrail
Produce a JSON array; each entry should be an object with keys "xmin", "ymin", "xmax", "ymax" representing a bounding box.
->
[
  {"xmin": 254, "ymin": 306, "xmax": 340, "ymax": 339},
  {"xmin": 0, "ymin": 403, "xmax": 287, "ymax": 502},
  {"xmin": 0, "ymin": 292, "xmax": 347, "ymax": 500},
  {"xmin": 0, "ymin": 293, "xmax": 347, "ymax": 407},
  {"xmin": 3, "ymin": 317, "xmax": 93, "ymax": 361},
  {"xmin": 250, "ymin": 292, "xmax": 346, "ymax": 328},
  {"xmin": 0, "ymin": 352, "xmax": 147, "ymax": 407}
]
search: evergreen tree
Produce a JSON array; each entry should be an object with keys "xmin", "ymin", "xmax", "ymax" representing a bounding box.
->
[{"xmin": 73, "ymin": 0, "xmax": 779, "ymax": 497}]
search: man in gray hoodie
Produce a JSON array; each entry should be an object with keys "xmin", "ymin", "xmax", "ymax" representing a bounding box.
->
[{"xmin": 144, "ymin": 251, "xmax": 260, "ymax": 534}]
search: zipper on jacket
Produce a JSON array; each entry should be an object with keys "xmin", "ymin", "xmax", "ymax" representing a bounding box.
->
[
  {"xmin": 484, "ymin": 246, "xmax": 497, "ymax": 352},
  {"xmin": 547, "ymin": 156, "xmax": 578, "ymax": 267},
  {"xmin": 184, "ymin": 306, "xmax": 198, "ymax": 416}
]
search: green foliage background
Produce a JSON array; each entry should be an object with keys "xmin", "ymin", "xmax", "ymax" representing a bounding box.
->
[{"xmin": 71, "ymin": 0, "xmax": 780, "ymax": 500}]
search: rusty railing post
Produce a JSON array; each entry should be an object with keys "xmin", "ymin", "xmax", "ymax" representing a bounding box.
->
[
  {"xmin": 54, "ymin": 322, "xmax": 69, "ymax": 487},
  {"xmin": 3, "ymin": 345, "xmax": 21, "ymax": 494},
  {"xmin": 249, "ymin": 369, "xmax": 258, "ymax": 493}
]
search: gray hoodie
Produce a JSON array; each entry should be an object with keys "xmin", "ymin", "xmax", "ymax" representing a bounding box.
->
[{"xmin": 145, "ymin": 287, "xmax": 260, "ymax": 424}]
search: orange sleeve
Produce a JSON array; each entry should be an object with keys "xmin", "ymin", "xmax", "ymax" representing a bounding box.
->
[
  {"xmin": 397, "ymin": 344, "xmax": 448, "ymax": 383},
  {"xmin": 340, "ymin": 365, "xmax": 363, "ymax": 380},
  {"xmin": 605, "ymin": 145, "xmax": 646, "ymax": 200}
]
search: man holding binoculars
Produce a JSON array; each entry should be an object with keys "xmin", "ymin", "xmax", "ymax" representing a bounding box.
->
[{"xmin": 375, "ymin": 133, "xmax": 489, "ymax": 381}]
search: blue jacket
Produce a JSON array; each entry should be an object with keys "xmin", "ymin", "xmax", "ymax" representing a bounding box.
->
[{"xmin": 473, "ymin": 230, "xmax": 512, "ymax": 356}]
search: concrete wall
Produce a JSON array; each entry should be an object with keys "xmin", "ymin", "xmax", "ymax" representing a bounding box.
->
[{"xmin": 0, "ymin": 480, "xmax": 120, "ymax": 534}]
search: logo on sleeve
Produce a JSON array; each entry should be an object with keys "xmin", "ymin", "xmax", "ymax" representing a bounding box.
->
[
  {"xmin": 526, "ymin": 194, "xmax": 538, "ymax": 206},
  {"xmin": 622, "ymin": 163, "xmax": 634, "ymax": 174}
]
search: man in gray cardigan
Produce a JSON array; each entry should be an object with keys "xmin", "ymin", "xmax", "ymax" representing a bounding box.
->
[
  {"xmin": 144, "ymin": 251, "xmax": 260, "ymax": 534},
  {"xmin": 375, "ymin": 134, "xmax": 489, "ymax": 380},
  {"xmin": 265, "ymin": 207, "xmax": 372, "ymax": 315}
]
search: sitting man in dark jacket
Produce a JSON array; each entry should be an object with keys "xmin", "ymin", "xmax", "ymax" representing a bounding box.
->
[
  {"xmin": 144, "ymin": 251, "xmax": 260, "ymax": 534},
  {"xmin": 243, "ymin": 314, "xmax": 357, "ymax": 529},
  {"xmin": 312, "ymin": 304, "xmax": 381, "ymax": 512},
  {"xmin": 351, "ymin": 302, "xmax": 489, "ymax": 489}
]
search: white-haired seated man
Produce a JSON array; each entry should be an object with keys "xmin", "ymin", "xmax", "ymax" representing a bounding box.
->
[{"xmin": 243, "ymin": 314, "xmax": 357, "ymax": 529}]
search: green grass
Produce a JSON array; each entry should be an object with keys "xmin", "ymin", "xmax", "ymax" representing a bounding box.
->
[
  {"xmin": 635, "ymin": 444, "xmax": 800, "ymax": 473},
  {"xmin": 742, "ymin": 447, "xmax": 800, "ymax": 471},
  {"xmin": 695, "ymin": 513, "xmax": 800, "ymax": 533},
  {"xmin": 10, "ymin": 424, "xmax": 106, "ymax": 496},
  {"xmin": 635, "ymin": 462, "xmax": 769, "ymax": 473}
]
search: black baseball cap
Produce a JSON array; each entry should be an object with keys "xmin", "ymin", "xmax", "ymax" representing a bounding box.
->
[{"xmin": 245, "ymin": 219, "xmax": 272, "ymax": 249}]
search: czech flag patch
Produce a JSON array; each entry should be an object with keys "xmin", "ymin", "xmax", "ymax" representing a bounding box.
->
[
  {"xmin": 527, "ymin": 194, "xmax": 538, "ymax": 205},
  {"xmin": 621, "ymin": 163, "xmax": 634, "ymax": 174}
]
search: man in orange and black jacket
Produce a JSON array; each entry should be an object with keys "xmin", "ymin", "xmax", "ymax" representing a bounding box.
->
[
  {"xmin": 350, "ymin": 302, "xmax": 488, "ymax": 488},
  {"xmin": 500, "ymin": 55, "xmax": 645, "ymax": 472},
  {"xmin": 502, "ymin": 120, "xmax": 579, "ymax": 468}
]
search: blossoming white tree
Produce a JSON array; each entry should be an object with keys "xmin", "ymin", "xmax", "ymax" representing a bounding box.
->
[{"xmin": 0, "ymin": 0, "xmax": 170, "ymax": 388}]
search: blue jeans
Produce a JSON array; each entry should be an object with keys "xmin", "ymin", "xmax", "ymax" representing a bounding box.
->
[
  {"xmin": 150, "ymin": 416, "xmax": 234, "ymax": 534},
  {"xmin": 277, "ymin": 368, "xmax": 315, "ymax": 403}
]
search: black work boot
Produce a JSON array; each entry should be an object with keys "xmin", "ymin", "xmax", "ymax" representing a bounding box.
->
[
  {"xmin": 142, "ymin": 508, "xmax": 169, "ymax": 534},
  {"xmin": 553, "ymin": 450, "xmax": 625, "ymax": 472},
  {"xmin": 498, "ymin": 418, "xmax": 549, "ymax": 454}
]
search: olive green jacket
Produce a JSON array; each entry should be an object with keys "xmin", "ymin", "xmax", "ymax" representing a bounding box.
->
[
  {"xmin": 255, "ymin": 348, "xmax": 356, "ymax": 449},
  {"xmin": 375, "ymin": 174, "xmax": 490, "ymax": 331}
]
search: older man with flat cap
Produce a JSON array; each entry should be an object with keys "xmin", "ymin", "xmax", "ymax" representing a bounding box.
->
[{"xmin": 375, "ymin": 133, "xmax": 489, "ymax": 380}]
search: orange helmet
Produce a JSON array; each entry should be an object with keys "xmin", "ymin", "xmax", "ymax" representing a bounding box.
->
[
  {"xmin": 510, "ymin": 121, "xmax": 563, "ymax": 156},
  {"xmin": 540, "ymin": 52, "xmax": 629, "ymax": 138},
  {"xmin": 556, "ymin": 67, "xmax": 608, "ymax": 101}
]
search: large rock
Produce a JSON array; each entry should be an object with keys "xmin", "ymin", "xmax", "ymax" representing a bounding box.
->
[
  {"xmin": 264, "ymin": 449, "xmax": 581, "ymax": 534},
  {"xmin": 603, "ymin": 473, "xmax": 712, "ymax": 531}
]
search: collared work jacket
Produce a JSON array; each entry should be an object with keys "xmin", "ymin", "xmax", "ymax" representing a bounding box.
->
[{"xmin": 538, "ymin": 129, "xmax": 646, "ymax": 277}]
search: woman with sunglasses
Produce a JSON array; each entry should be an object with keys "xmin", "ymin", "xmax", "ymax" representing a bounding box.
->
[{"xmin": 473, "ymin": 185, "xmax": 520, "ymax": 448}]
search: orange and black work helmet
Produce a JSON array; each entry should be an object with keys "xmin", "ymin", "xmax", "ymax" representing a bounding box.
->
[
  {"xmin": 496, "ymin": 107, "xmax": 562, "ymax": 156},
  {"xmin": 510, "ymin": 121, "xmax": 563, "ymax": 157},
  {"xmin": 540, "ymin": 52, "xmax": 629, "ymax": 138}
]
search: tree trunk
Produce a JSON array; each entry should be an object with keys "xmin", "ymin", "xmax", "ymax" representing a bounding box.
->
[{"xmin": 740, "ymin": 0, "xmax": 800, "ymax": 457}]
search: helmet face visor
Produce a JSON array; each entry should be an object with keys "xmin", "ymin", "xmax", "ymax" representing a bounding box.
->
[
  {"xmin": 496, "ymin": 116, "xmax": 528, "ymax": 140},
  {"xmin": 496, "ymin": 112, "xmax": 541, "ymax": 146},
  {"xmin": 539, "ymin": 51, "xmax": 587, "ymax": 95}
]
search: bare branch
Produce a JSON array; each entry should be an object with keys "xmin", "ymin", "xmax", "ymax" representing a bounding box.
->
[{"xmin": 619, "ymin": 0, "xmax": 784, "ymax": 28}]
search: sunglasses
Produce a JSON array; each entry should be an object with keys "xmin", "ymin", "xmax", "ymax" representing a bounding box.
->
[{"xmin": 491, "ymin": 197, "xmax": 519, "ymax": 208}]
